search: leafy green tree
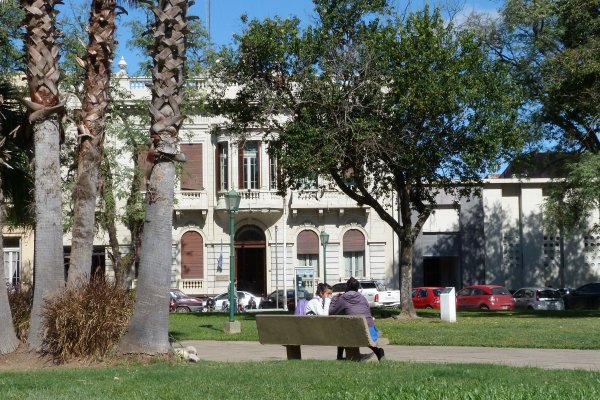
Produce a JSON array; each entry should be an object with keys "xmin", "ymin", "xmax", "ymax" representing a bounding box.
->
[
  {"xmin": 475, "ymin": 0, "xmax": 599, "ymax": 231},
  {"xmin": 211, "ymin": 0, "xmax": 526, "ymax": 318}
]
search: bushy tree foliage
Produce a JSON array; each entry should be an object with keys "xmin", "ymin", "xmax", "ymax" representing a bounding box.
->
[
  {"xmin": 211, "ymin": 0, "xmax": 526, "ymax": 318},
  {"xmin": 474, "ymin": 0, "xmax": 599, "ymax": 231}
]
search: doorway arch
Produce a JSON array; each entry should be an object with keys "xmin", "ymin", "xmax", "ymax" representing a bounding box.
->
[{"xmin": 234, "ymin": 225, "xmax": 266, "ymax": 296}]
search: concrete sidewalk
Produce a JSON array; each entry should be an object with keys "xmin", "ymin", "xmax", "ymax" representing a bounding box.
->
[{"xmin": 178, "ymin": 340, "xmax": 600, "ymax": 371}]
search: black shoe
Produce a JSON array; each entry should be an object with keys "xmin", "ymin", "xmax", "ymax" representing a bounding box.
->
[{"xmin": 374, "ymin": 347, "xmax": 385, "ymax": 361}]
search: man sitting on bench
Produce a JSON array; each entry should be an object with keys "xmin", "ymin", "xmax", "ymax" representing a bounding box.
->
[{"xmin": 329, "ymin": 277, "xmax": 386, "ymax": 361}]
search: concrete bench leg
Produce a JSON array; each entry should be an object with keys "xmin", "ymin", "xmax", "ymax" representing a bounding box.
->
[
  {"xmin": 345, "ymin": 347, "xmax": 361, "ymax": 361},
  {"xmin": 285, "ymin": 345, "xmax": 301, "ymax": 360}
]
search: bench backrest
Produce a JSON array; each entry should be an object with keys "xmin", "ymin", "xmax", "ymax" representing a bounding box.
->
[{"xmin": 256, "ymin": 315, "xmax": 376, "ymax": 347}]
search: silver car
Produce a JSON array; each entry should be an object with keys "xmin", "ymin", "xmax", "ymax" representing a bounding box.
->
[{"xmin": 513, "ymin": 287, "xmax": 564, "ymax": 311}]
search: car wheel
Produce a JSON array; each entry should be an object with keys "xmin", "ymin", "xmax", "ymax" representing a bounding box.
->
[
  {"xmin": 479, "ymin": 304, "xmax": 489, "ymax": 310},
  {"xmin": 527, "ymin": 306, "xmax": 535, "ymax": 311},
  {"xmin": 176, "ymin": 306, "xmax": 191, "ymax": 313},
  {"xmin": 425, "ymin": 305, "xmax": 433, "ymax": 309}
]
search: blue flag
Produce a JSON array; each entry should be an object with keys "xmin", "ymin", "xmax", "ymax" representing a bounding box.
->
[{"xmin": 217, "ymin": 253, "xmax": 223, "ymax": 272}]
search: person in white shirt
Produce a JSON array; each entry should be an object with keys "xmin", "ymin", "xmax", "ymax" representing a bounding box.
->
[{"xmin": 305, "ymin": 283, "xmax": 332, "ymax": 315}]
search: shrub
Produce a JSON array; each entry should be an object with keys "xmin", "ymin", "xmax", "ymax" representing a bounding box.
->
[
  {"xmin": 8, "ymin": 284, "xmax": 33, "ymax": 342},
  {"xmin": 41, "ymin": 278, "xmax": 134, "ymax": 362}
]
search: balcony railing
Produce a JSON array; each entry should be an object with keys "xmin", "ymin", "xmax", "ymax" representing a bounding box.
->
[
  {"xmin": 174, "ymin": 190, "xmax": 209, "ymax": 211},
  {"xmin": 215, "ymin": 190, "xmax": 284, "ymax": 212},
  {"xmin": 291, "ymin": 189, "xmax": 368, "ymax": 210}
]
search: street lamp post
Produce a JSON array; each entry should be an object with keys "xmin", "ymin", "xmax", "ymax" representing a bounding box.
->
[
  {"xmin": 320, "ymin": 230, "xmax": 329, "ymax": 283},
  {"xmin": 224, "ymin": 189, "xmax": 241, "ymax": 333}
]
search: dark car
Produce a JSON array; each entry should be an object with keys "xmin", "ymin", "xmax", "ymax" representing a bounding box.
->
[
  {"xmin": 563, "ymin": 283, "xmax": 600, "ymax": 310},
  {"xmin": 169, "ymin": 289, "xmax": 205, "ymax": 313},
  {"xmin": 259, "ymin": 288, "xmax": 311, "ymax": 312},
  {"xmin": 512, "ymin": 287, "xmax": 564, "ymax": 311}
]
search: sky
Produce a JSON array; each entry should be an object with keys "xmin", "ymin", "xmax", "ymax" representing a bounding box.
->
[{"xmin": 83, "ymin": 0, "xmax": 502, "ymax": 75}]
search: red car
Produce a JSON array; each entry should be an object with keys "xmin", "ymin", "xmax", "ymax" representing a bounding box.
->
[
  {"xmin": 412, "ymin": 287, "xmax": 444, "ymax": 309},
  {"xmin": 456, "ymin": 285, "xmax": 515, "ymax": 311}
]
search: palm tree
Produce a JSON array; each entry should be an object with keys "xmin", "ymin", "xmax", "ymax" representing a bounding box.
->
[
  {"xmin": 21, "ymin": 0, "xmax": 66, "ymax": 351},
  {"xmin": 119, "ymin": 0, "xmax": 191, "ymax": 354},
  {"xmin": 67, "ymin": 0, "xmax": 130, "ymax": 284}
]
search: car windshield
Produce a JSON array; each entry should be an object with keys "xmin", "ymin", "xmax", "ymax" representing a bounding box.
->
[
  {"xmin": 491, "ymin": 287, "xmax": 510, "ymax": 295},
  {"xmin": 538, "ymin": 290, "xmax": 561, "ymax": 299},
  {"xmin": 171, "ymin": 291, "xmax": 185, "ymax": 299},
  {"xmin": 433, "ymin": 289, "xmax": 442, "ymax": 296},
  {"xmin": 360, "ymin": 282, "xmax": 377, "ymax": 290}
]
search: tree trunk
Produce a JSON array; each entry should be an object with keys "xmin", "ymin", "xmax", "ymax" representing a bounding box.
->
[
  {"xmin": 118, "ymin": 162, "xmax": 175, "ymax": 354},
  {"xmin": 119, "ymin": 0, "xmax": 190, "ymax": 354},
  {"xmin": 28, "ymin": 118, "xmax": 65, "ymax": 350},
  {"xmin": 398, "ymin": 232, "xmax": 417, "ymax": 318},
  {"xmin": 68, "ymin": 0, "xmax": 117, "ymax": 285},
  {"xmin": 21, "ymin": 0, "xmax": 64, "ymax": 350},
  {"xmin": 0, "ymin": 186, "xmax": 20, "ymax": 354}
]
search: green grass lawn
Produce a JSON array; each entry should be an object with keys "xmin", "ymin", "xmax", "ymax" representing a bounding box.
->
[
  {"xmin": 1, "ymin": 360, "xmax": 599, "ymax": 399},
  {"xmin": 169, "ymin": 309, "xmax": 600, "ymax": 349}
]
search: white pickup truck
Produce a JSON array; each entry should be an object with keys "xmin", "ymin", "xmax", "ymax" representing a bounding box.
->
[{"xmin": 331, "ymin": 280, "xmax": 400, "ymax": 308}]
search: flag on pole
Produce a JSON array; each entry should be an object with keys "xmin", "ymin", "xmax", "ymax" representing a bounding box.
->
[{"xmin": 217, "ymin": 239, "xmax": 223, "ymax": 272}]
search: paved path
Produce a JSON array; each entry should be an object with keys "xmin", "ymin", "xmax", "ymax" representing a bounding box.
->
[{"xmin": 178, "ymin": 340, "xmax": 600, "ymax": 371}]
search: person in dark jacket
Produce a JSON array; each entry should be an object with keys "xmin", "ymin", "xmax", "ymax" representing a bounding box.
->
[{"xmin": 329, "ymin": 277, "xmax": 385, "ymax": 361}]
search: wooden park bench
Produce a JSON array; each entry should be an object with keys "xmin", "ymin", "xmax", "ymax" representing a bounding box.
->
[{"xmin": 256, "ymin": 314, "xmax": 377, "ymax": 361}]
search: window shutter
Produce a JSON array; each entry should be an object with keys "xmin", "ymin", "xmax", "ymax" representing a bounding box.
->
[
  {"xmin": 297, "ymin": 230, "xmax": 319, "ymax": 255},
  {"xmin": 215, "ymin": 144, "xmax": 221, "ymax": 192},
  {"xmin": 343, "ymin": 229, "xmax": 365, "ymax": 252},
  {"xmin": 257, "ymin": 141, "xmax": 261, "ymax": 188},
  {"xmin": 180, "ymin": 144, "xmax": 203, "ymax": 190},
  {"xmin": 181, "ymin": 231, "xmax": 204, "ymax": 279},
  {"xmin": 238, "ymin": 142, "xmax": 244, "ymax": 189},
  {"xmin": 137, "ymin": 149, "xmax": 151, "ymax": 192}
]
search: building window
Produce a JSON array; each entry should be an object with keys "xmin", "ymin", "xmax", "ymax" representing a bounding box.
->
[
  {"xmin": 242, "ymin": 141, "xmax": 259, "ymax": 189},
  {"xmin": 297, "ymin": 230, "xmax": 319, "ymax": 273},
  {"xmin": 343, "ymin": 229, "xmax": 365, "ymax": 278},
  {"xmin": 180, "ymin": 143, "xmax": 203, "ymax": 190},
  {"xmin": 217, "ymin": 143, "xmax": 228, "ymax": 191},
  {"xmin": 4, "ymin": 247, "xmax": 20, "ymax": 287},
  {"xmin": 269, "ymin": 154, "xmax": 278, "ymax": 191}
]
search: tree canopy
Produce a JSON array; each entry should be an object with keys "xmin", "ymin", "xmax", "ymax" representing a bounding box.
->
[
  {"xmin": 474, "ymin": 0, "xmax": 599, "ymax": 231},
  {"xmin": 210, "ymin": 0, "xmax": 527, "ymax": 317}
]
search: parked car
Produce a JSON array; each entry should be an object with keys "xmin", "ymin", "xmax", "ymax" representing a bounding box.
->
[
  {"xmin": 259, "ymin": 288, "xmax": 311, "ymax": 312},
  {"xmin": 412, "ymin": 287, "xmax": 444, "ymax": 309},
  {"xmin": 512, "ymin": 287, "xmax": 565, "ymax": 311},
  {"xmin": 456, "ymin": 285, "xmax": 515, "ymax": 311},
  {"xmin": 331, "ymin": 280, "xmax": 400, "ymax": 308},
  {"xmin": 169, "ymin": 289, "xmax": 205, "ymax": 313},
  {"xmin": 212, "ymin": 290, "xmax": 262, "ymax": 311},
  {"xmin": 563, "ymin": 283, "xmax": 600, "ymax": 310}
]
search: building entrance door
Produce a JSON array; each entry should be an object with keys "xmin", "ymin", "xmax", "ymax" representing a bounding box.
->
[
  {"xmin": 234, "ymin": 225, "xmax": 266, "ymax": 297},
  {"xmin": 423, "ymin": 256, "xmax": 460, "ymax": 288}
]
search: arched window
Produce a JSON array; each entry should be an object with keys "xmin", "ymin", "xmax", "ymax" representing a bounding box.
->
[
  {"xmin": 343, "ymin": 229, "xmax": 365, "ymax": 278},
  {"xmin": 297, "ymin": 230, "xmax": 319, "ymax": 269},
  {"xmin": 181, "ymin": 231, "xmax": 204, "ymax": 279}
]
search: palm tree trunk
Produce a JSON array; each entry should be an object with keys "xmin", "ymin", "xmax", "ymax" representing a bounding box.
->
[
  {"xmin": 118, "ymin": 163, "xmax": 175, "ymax": 353},
  {"xmin": 119, "ymin": 0, "xmax": 190, "ymax": 354},
  {"xmin": 28, "ymin": 118, "xmax": 65, "ymax": 350},
  {"xmin": 68, "ymin": 0, "xmax": 117, "ymax": 285},
  {"xmin": 21, "ymin": 0, "xmax": 65, "ymax": 350}
]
